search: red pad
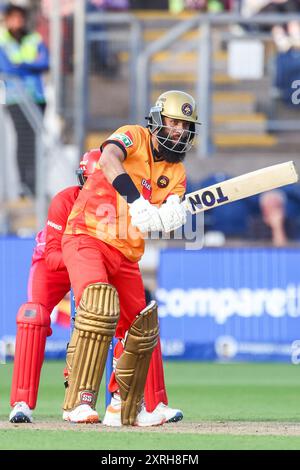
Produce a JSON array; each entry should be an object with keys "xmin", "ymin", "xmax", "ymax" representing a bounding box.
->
[{"xmin": 10, "ymin": 303, "xmax": 52, "ymax": 409}]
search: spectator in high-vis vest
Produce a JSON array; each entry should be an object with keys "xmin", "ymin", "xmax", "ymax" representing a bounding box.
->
[{"xmin": 0, "ymin": 4, "xmax": 49, "ymax": 196}]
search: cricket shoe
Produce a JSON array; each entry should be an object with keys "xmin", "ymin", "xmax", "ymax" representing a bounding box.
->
[
  {"xmin": 9, "ymin": 402, "xmax": 33, "ymax": 423},
  {"xmin": 63, "ymin": 404, "xmax": 100, "ymax": 424},
  {"xmin": 154, "ymin": 402, "xmax": 183, "ymax": 423},
  {"xmin": 103, "ymin": 393, "xmax": 165, "ymax": 427}
]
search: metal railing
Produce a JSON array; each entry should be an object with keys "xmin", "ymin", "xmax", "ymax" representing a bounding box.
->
[
  {"xmin": 68, "ymin": 10, "xmax": 300, "ymax": 157},
  {"xmin": 73, "ymin": 5, "xmax": 143, "ymax": 157},
  {"xmin": 0, "ymin": 75, "xmax": 48, "ymax": 231},
  {"xmin": 136, "ymin": 12, "xmax": 300, "ymax": 157}
]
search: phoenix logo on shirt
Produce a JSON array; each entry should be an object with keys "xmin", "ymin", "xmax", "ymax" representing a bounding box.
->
[{"xmin": 157, "ymin": 175, "xmax": 169, "ymax": 188}]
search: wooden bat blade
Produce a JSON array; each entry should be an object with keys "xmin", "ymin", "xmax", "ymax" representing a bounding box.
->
[{"xmin": 185, "ymin": 161, "xmax": 299, "ymax": 214}]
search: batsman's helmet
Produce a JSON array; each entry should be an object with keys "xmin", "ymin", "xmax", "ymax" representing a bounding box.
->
[
  {"xmin": 147, "ymin": 90, "xmax": 200, "ymax": 153},
  {"xmin": 76, "ymin": 148, "xmax": 100, "ymax": 187}
]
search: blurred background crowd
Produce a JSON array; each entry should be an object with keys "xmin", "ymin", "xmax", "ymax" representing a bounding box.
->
[{"xmin": 1, "ymin": 0, "xmax": 300, "ymax": 248}]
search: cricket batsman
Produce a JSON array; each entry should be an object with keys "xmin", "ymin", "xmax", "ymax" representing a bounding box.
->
[
  {"xmin": 9, "ymin": 147, "xmax": 183, "ymax": 425},
  {"xmin": 61, "ymin": 90, "xmax": 200, "ymax": 426}
]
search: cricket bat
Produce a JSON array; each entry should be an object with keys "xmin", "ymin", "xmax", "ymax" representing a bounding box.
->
[{"xmin": 184, "ymin": 161, "xmax": 299, "ymax": 214}]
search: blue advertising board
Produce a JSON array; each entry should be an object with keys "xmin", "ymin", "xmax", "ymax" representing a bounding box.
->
[
  {"xmin": 2, "ymin": 238, "xmax": 300, "ymax": 363},
  {"xmin": 0, "ymin": 237, "xmax": 70, "ymax": 361},
  {"xmin": 156, "ymin": 248, "xmax": 300, "ymax": 362}
]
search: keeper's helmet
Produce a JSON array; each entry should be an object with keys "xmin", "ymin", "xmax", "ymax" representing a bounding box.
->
[
  {"xmin": 76, "ymin": 149, "xmax": 100, "ymax": 187},
  {"xmin": 147, "ymin": 90, "xmax": 200, "ymax": 154}
]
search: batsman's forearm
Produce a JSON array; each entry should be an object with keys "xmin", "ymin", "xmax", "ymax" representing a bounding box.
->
[
  {"xmin": 100, "ymin": 149, "xmax": 140, "ymax": 203},
  {"xmin": 99, "ymin": 152, "xmax": 126, "ymax": 183}
]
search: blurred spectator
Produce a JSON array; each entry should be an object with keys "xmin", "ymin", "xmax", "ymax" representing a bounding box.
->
[
  {"xmin": 248, "ymin": 185, "xmax": 300, "ymax": 245},
  {"xmin": 250, "ymin": 190, "xmax": 288, "ymax": 245},
  {"xmin": 240, "ymin": 1, "xmax": 300, "ymax": 104},
  {"xmin": 188, "ymin": 174, "xmax": 300, "ymax": 245},
  {"xmin": 130, "ymin": 0, "xmax": 169, "ymax": 9},
  {"xmin": 185, "ymin": 0, "xmax": 207, "ymax": 9},
  {"xmin": 241, "ymin": 0, "xmax": 277, "ymax": 17},
  {"xmin": 90, "ymin": 0, "xmax": 129, "ymax": 10},
  {"xmin": 263, "ymin": 3, "xmax": 300, "ymax": 105},
  {"xmin": 180, "ymin": 0, "xmax": 230, "ymax": 13},
  {"xmin": 130, "ymin": 0, "xmax": 228, "ymax": 11},
  {"xmin": 274, "ymin": 41, "xmax": 300, "ymax": 104},
  {"xmin": 272, "ymin": 19, "xmax": 300, "ymax": 104},
  {"xmin": 241, "ymin": 0, "xmax": 300, "ymax": 17},
  {"xmin": 185, "ymin": 0, "xmax": 227, "ymax": 11},
  {"xmin": 259, "ymin": 0, "xmax": 300, "ymax": 15},
  {"xmin": 0, "ymin": 3, "xmax": 49, "ymax": 196},
  {"xmin": 281, "ymin": 182, "xmax": 300, "ymax": 220},
  {"xmin": 168, "ymin": 0, "xmax": 185, "ymax": 12}
]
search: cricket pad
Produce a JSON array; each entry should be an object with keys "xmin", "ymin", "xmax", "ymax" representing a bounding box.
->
[
  {"xmin": 10, "ymin": 303, "xmax": 52, "ymax": 409},
  {"xmin": 64, "ymin": 283, "xmax": 119, "ymax": 410},
  {"xmin": 115, "ymin": 300, "xmax": 159, "ymax": 425}
]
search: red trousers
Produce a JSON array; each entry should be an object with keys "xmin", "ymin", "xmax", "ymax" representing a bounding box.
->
[
  {"xmin": 28, "ymin": 259, "xmax": 70, "ymax": 312},
  {"xmin": 62, "ymin": 234, "xmax": 168, "ymax": 410},
  {"xmin": 62, "ymin": 234, "xmax": 146, "ymax": 338}
]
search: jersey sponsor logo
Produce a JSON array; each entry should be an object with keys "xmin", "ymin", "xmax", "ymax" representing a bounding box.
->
[
  {"xmin": 80, "ymin": 391, "xmax": 95, "ymax": 406},
  {"xmin": 141, "ymin": 178, "xmax": 152, "ymax": 200},
  {"xmin": 109, "ymin": 132, "xmax": 133, "ymax": 148},
  {"xmin": 47, "ymin": 220, "xmax": 63, "ymax": 231},
  {"xmin": 181, "ymin": 102, "xmax": 193, "ymax": 117},
  {"xmin": 157, "ymin": 175, "xmax": 169, "ymax": 188},
  {"xmin": 141, "ymin": 178, "xmax": 151, "ymax": 191}
]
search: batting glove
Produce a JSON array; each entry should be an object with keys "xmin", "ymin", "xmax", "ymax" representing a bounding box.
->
[
  {"xmin": 158, "ymin": 195, "xmax": 187, "ymax": 233},
  {"xmin": 129, "ymin": 196, "xmax": 163, "ymax": 233}
]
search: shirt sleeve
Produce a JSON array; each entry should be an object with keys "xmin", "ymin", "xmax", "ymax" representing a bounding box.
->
[
  {"xmin": 100, "ymin": 126, "xmax": 138, "ymax": 160},
  {"xmin": 45, "ymin": 191, "xmax": 71, "ymax": 271},
  {"xmin": 20, "ymin": 41, "xmax": 49, "ymax": 73},
  {"xmin": 0, "ymin": 48, "xmax": 20, "ymax": 74}
]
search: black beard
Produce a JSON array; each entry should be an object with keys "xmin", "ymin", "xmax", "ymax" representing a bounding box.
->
[
  {"xmin": 155, "ymin": 142, "xmax": 186, "ymax": 163},
  {"xmin": 154, "ymin": 129, "xmax": 187, "ymax": 163}
]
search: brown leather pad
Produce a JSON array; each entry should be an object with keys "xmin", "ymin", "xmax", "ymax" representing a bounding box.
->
[
  {"xmin": 64, "ymin": 283, "xmax": 119, "ymax": 410},
  {"xmin": 115, "ymin": 300, "xmax": 159, "ymax": 425}
]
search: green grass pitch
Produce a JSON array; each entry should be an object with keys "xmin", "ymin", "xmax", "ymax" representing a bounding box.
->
[{"xmin": 1, "ymin": 361, "xmax": 300, "ymax": 450}]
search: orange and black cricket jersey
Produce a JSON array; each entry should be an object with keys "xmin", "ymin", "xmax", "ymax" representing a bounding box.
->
[{"xmin": 65, "ymin": 125, "xmax": 186, "ymax": 262}]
